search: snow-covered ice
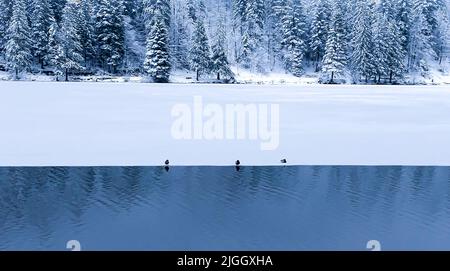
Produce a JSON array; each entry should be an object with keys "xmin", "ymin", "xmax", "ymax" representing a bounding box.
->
[{"xmin": 0, "ymin": 81, "xmax": 450, "ymax": 166}]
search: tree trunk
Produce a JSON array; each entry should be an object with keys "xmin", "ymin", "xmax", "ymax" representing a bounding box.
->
[
  {"xmin": 331, "ymin": 71, "xmax": 334, "ymax": 83},
  {"xmin": 196, "ymin": 70, "xmax": 200, "ymax": 81},
  {"xmin": 15, "ymin": 68, "xmax": 18, "ymax": 80},
  {"xmin": 315, "ymin": 52, "xmax": 320, "ymax": 72},
  {"xmin": 217, "ymin": 72, "xmax": 220, "ymax": 81},
  {"xmin": 389, "ymin": 71, "xmax": 393, "ymax": 84},
  {"xmin": 65, "ymin": 68, "xmax": 68, "ymax": 82}
]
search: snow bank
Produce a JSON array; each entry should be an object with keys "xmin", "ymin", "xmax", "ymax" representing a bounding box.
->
[{"xmin": 0, "ymin": 82, "xmax": 450, "ymax": 166}]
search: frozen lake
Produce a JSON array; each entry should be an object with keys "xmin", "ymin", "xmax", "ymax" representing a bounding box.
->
[
  {"xmin": 0, "ymin": 82, "xmax": 449, "ymax": 166},
  {"xmin": 1, "ymin": 165, "xmax": 450, "ymax": 250}
]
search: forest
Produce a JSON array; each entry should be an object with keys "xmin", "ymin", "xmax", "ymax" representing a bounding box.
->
[{"xmin": 0, "ymin": 0, "xmax": 449, "ymax": 83}]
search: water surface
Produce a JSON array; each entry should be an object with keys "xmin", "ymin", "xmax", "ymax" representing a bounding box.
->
[{"xmin": 1, "ymin": 166, "xmax": 449, "ymax": 250}]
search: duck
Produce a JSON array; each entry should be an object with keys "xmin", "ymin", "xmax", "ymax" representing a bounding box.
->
[
  {"xmin": 235, "ymin": 160, "xmax": 241, "ymax": 166},
  {"xmin": 165, "ymin": 160, "xmax": 170, "ymax": 166},
  {"xmin": 281, "ymin": 159, "xmax": 287, "ymax": 164}
]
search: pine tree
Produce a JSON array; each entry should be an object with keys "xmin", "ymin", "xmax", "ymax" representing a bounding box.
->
[
  {"xmin": 321, "ymin": 0, "xmax": 347, "ymax": 83},
  {"xmin": 45, "ymin": 17, "xmax": 65, "ymax": 80},
  {"xmin": 171, "ymin": 5, "xmax": 190, "ymax": 70},
  {"xmin": 0, "ymin": 0, "xmax": 12, "ymax": 58},
  {"xmin": 233, "ymin": 0, "xmax": 247, "ymax": 26},
  {"xmin": 433, "ymin": 1, "xmax": 450, "ymax": 64},
  {"xmin": 268, "ymin": 0, "xmax": 287, "ymax": 68},
  {"xmin": 238, "ymin": 31, "xmax": 251, "ymax": 69},
  {"xmin": 187, "ymin": 0, "xmax": 197, "ymax": 22},
  {"xmin": 144, "ymin": 13, "xmax": 171, "ymax": 83},
  {"xmin": 211, "ymin": 19, "xmax": 234, "ymax": 81},
  {"xmin": 143, "ymin": 0, "xmax": 171, "ymax": 29},
  {"xmin": 198, "ymin": 0, "xmax": 206, "ymax": 20},
  {"xmin": 5, "ymin": 0, "xmax": 32, "ymax": 79},
  {"xmin": 408, "ymin": 0, "xmax": 438, "ymax": 74},
  {"xmin": 190, "ymin": 19, "xmax": 210, "ymax": 81},
  {"xmin": 60, "ymin": 1, "xmax": 84, "ymax": 81},
  {"xmin": 240, "ymin": 0, "xmax": 265, "ymax": 71},
  {"xmin": 372, "ymin": 12, "xmax": 390, "ymax": 82},
  {"xmin": 77, "ymin": 0, "xmax": 96, "ymax": 69},
  {"xmin": 271, "ymin": 0, "xmax": 287, "ymax": 21},
  {"xmin": 418, "ymin": 0, "xmax": 449, "ymax": 61},
  {"xmin": 350, "ymin": 0, "xmax": 375, "ymax": 82},
  {"xmin": 310, "ymin": 0, "xmax": 331, "ymax": 71},
  {"xmin": 385, "ymin": 19, "xmax": 406, "ymax": 82},
  {"xmin": 95, "ymin": 0, "xmax": 125, "ymax": 73},
  {"xmin": 51, "ymin": 0, "xmax": 68, "ymax": 23},
  {"xmin": 397, "ymin": 0, "xmax": 412, "ymax": 53},
  {"xmin": 378, "ymin": 0, "xmax": 395, "ymax": 20},
  {"xmin": 30, "ymin": 0, "xmax": 52, "ymax": 69},
  {"xmin": 282, "ymin": 0, "xmax": 307, "ymax": 77}
]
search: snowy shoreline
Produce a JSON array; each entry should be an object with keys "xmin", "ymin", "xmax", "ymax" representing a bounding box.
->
[
  {"xmin": 1, "ymin": 82, "xmax": 450, "ymax": 167},
  {"xmin": 1, "ymin": 69, "xmax": 450, "ymax": 86}
]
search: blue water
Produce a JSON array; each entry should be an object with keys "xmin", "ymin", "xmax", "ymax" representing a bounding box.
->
[{"xmin": 1, "ymin": 166, "xmax": 450, "ymax": 251}]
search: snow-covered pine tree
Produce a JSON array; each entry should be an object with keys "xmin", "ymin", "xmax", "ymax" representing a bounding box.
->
[
  {"xmin": 5, "ymin": 0, "xmax": 32, "ymax": 79},
  {"xmin": 189, "ymin": 19, "xmax": 210, "ymax": 81},
  {"xmin": 375, "ymin": 1, "xmax": 407, "ymax": 83},
  {"xmin": 434, "ymin": 2, "xmax": 450, "ymax": 64},
  {"xmin": 30, "ymin": 0, "xmax": 52, "ymax": 69},
  {"xmin": 385, "ymin": 18, "xmax": 406, "ymax": 83},
  {"xmin": 187, "ymin": 0, "xmax": 197, "ymax": 22},
  {"xmin": 350, "ymin": 0, "xmax": 375, "ymax": 82},
  {"xmin": 45, "ymin": 16, "xmax": 65, "ymax": 80},
  {"xmin": 397, "ymin": 0, "xmax": 412, "ymax": 54},
  {"xmin": 60, "ymin": 1, "xmax": 84, "ymax": 81},
  {"xmin": 144, "ymin": 12, "xmax": 171, "ymax": 82},
  {"xmin": 240, "ymin": 31, "xmax": 251, "ymax": 68},
  {"xmin": 310, "ymin": 0, "xmax": 331, "ymax": 71},
  {"xmin": 282, "ymin": 0, "xmax": 307, "ymax": 77},
  {"xmin": 321, "ymin": 0, "xmax": 347, "ymax": 83},
  {"xmin": 77, "ymin": 0, "xmax": 96, "ymax": 69},
  {"xmin": 95, "ymin": 0, "xmax": 125, "ymax": 73},
  {"xmin": 171, "ymin": 2, "xmax": 190, "ymax": 70},
  {"xmin": 211, "ymin": 18, "xmax": 234, "ymax": 81},
  {"xmin": 267, "ymin": 0, "xmax": 287, "ymax": 68},
  {"xmin": 420, "ymin": 0, "xmax": 447, "ymax": 55},
  {"xmin": 271, "ymin": 0, "xmax": 287, "ymax": 21},
  {"xmin": 242, "ymin": 0, "xmax": 266, "ymax": 72},
  {"xmin": 408, "ymin": 0, "xmax": 441, "ymax": 74},
  {"xmin": 233, "ymin": 0, "xmax": 247, "ymax": 27},
  {"xmin": 378, "ymin": 0, "xmax": 395, "ymax": 20},
  {"xmin": 0, "ymin": 0, "xmax": 12, "ymax": 59},
  {"xmin": 51, "ymin": 0, "xmax": 68, "ymax": 23},
  {"xmin": 197, "ymin": 0, "xmax": 207, "ymax": 22},
  {"xmin": 372, "ymin": 12, "xmax": 390, "ymax": 83},
  {"xmin": 143, "ymin": 0, "xmax": 171, "ymax": 29}
]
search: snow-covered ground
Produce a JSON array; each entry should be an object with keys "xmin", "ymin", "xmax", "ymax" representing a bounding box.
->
[
  {"xmin": 0, "ymin": 82, "xmax": 450, "ymax": 166},
  {"xmin": 2, "ymin": 66, "xmax": 450, "ymax": 85}
]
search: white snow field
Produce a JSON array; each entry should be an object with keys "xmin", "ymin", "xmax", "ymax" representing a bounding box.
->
[{"xmin": 0, "ymin": 81, "xmax": 450, "ymax": 166}]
